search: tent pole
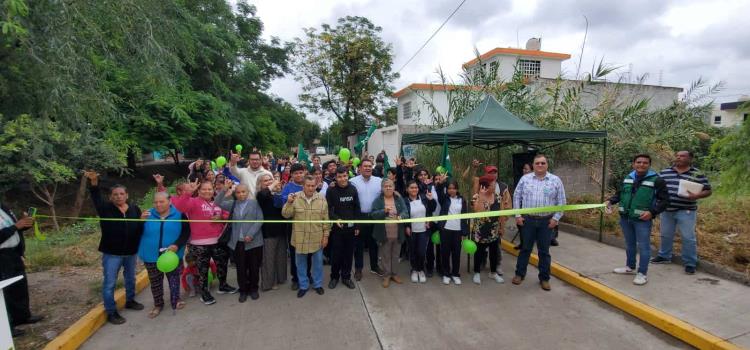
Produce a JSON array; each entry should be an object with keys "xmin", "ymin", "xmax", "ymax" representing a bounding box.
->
[{"xmin": 598, "ymin": 137, "xmax": 608, "ymax": 242}]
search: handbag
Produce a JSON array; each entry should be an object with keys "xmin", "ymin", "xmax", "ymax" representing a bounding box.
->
[{"xmin": 217, "ymin": 200, "xmax": 236, "ymax": 245}]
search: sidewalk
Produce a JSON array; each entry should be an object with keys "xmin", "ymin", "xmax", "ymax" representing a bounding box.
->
[
  {"xmin": 81, "ymin": 247, "xmax": 691, "ymax": 349},
  {"xmin": 550, "ymin": 230, "xmax": 750, "ymax": 348}
]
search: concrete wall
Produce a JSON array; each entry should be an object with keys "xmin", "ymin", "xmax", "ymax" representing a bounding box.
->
[
  {"xmin": 397, "ymin": 89, "xmax": 449, "ymax": 126},
  {"xmin": 531, "ymin": 78, "xmax": 682, "ymax": 111},
  {"xmin": 367, "ymin": 124, "xmax": 432, "ymax": 167},
  {"xmin": 466, "ymin": 55, "xmax": 563, "ymax": 81},
  {"xmin": 553, "ymin": 160, "xmax": 603, "ymax": 196},
  {"xmin": 710, "ymin": 107, "xmax": 747, "ymax": 127}
]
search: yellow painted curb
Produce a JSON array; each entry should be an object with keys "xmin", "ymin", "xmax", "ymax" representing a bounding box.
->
[
  {"xmin": 500, "ymin": 239, "xmax": 744, "ymax": 350},
  {"xmin": 43, "ymin": 270, "xmax": 150, "ymax": 350}
]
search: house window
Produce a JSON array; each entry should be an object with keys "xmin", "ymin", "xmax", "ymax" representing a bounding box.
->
[
  {"xmin": 744, "ymin": 113, "xmax": 748, "ymax": 122},
  {"xmin": 519, "ymin": 59, "xmax": 541, "ymax": 79},
  {"xmin": 402, "ymin": 102, "xmax": 412, "ymax": 119},
  {"xmin": 713, "ymin": 116, "xmax": 721, "ymax": 125},
  {"xmin": 490, "ymin": 61, "xmax": 499, "ymax": 74}
]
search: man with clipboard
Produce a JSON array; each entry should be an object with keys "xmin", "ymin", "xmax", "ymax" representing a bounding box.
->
[{"xmin": 651, "ymin": 151, "xmax": 712, "ymax": 274}]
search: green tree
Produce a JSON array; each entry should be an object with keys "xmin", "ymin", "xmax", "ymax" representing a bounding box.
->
[
  {"xmin": 710, "ymin": 101, "xmax": 750, "ymax": 195},
  {"xmin": 293, "ymin": 16, "xmax": 398, "ymax": 141}
]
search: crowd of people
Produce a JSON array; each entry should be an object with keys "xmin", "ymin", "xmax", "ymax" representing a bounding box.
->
[{"xmin": 1, "ymin": 148, "xmax": 710, "ymax": 334}]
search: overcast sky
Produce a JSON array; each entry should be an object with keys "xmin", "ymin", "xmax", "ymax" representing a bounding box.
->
[{"xmin": 249, "ymin": 0, "xmax": 750, "ymax": 127}]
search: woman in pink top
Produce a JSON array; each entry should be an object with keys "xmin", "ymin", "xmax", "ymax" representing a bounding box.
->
[{"xmin": 171, "ymin": 179, "xmax": 237, "ymax": 305}]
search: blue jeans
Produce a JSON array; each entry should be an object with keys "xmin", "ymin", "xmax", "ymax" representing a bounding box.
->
[
  {"xmin": 102, "ymin": 254, "xmax": 137, "ymax": 314},
  {"xmin": 619, "ymin": 217, "xmax": 653, "ymax": 274},
  {"xmin": 658, "ymin": 210, "xmax": 698, "ymax": 267},
  {"xmin": 514, "ymin": 216, "xmax": 553, "ymax": 281},
  {"xmin": 296, "ymin": 249, "xmax": 324, "ymax": 290}
]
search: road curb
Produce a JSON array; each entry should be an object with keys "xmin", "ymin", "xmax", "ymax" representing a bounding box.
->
[
  {"xmin": 500, "ymin": 239, "xmax": 743, "ymax": 350},
  {"xmin": 43, "ymin": 270, "xmax": 150, "ymax": 350}
]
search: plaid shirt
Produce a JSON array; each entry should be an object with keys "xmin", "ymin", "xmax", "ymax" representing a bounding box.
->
[
  {"xmin": 282, "ymin": 191, "xmax": 330, "ymax": 254},
  {"xmin": 513, "ymin": 172, "xmax": 567, "ymax": 221}
]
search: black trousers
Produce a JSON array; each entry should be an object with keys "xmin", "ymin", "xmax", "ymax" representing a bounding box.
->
[
  {"xmin": 354, "ymin": 223, "xmax": 379, "ymax": 271},
  {"xmin": 234, "ymin": 243, "xmax": 263, "ymax": 294},
  {"xmin": 330, "ymin": 228, "xmax": 355, "ymax": 280},
  {"xmin": 0, "ymin": 250, "xmax": 31, "ymax": 327},
  {"xmin": 440, "ymin": 229, "xmax": 462, "ymax": 277},
  {"xmin": 287, "ymin": 224, "xmax": 311, "ymax": 282},
  {"xmin": 474, "ymin": 241, "xmax": 500, "ymax": 273},
  {"xmin": 426, "ymin": 235, "xmax": 442, "ymax": 274}
]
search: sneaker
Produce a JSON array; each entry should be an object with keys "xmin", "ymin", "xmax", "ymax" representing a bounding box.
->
[
  {"xmin": 328, "ymin": 279, "xmax": 339, "ymax": 289},
  {"xmin": 250, "ymin": 292, "xmax": 260, "ymax": 300},
  {"xmin": 442, "ymin": 276, "xmax": 451, "ymax": 285},
  {"xmin": 238, "ymin": 293, "xmax": 248, "ymax": 303},
  {"xmin": 297, "ymin": 289, "xmax": 308, "ymax": 298},
  {"xmin": 473, "ymin": 273, "xmax": 481, "ymax": 285},
  {"xmin": 107, "ymin": 312, "xmax": 126, "ymax": 325},
  {"xmin": 354, "ymin": 270, "xmax": 362, "ymax": 281},
  {"xmin": 613, "ymin": 267, "xmax": 635, "ymax": 275},
  {"xmin": 342, "ymin": 279, "xmax": 356, "ymax": 289},
  {"xmin": 425, "ymin": 270, "xmax": 433, "ymax": 278},
  {"xmin": 200, "ymin": 292, "xmax": 216, "ymax": 305},
  {"xmin": 550, "ymin": 239, "xmax": 559, "ymax": 246},
  {"xmin": 371, "ymin": 268, "xmax": 385, "ymax": 277},
  {"xmin": 540, "ymin": 280, "xmax": 551, "ymax": 291},
  {"xmin": 685, "ymin": 266, "xmax": 696, "ymax": 275},
  {"xmin": 411, "ymin": 271, "xmax": 419, "ymax": 283},
  {"xmin": 452, "ymin": 276, "xmax": 462, "ymax": 285},
  {"xmin": 490, "ymin": 273, "xmax": 504, "ymax": 284},
  {"xmin": 633, "ymin": 273, "xmax": 648, "ymax": 285},
  {"xmin": 218, "ymin": 284, "xmax": 239, "ymax": 294},
  {"xmin": 291, "ymin": 281, "xmax": 299, "ymax": 291},
  {"xmin": 650, "ymin": 256, "xmax": 671, "ymax": 264},
  {"xmin": 315, "ymin": 287, "xmax": 325, "ymax": 295},
  {"xmin": 124, "ymin": 300, "xmax": 144, "ymax": 310},
  {"xmin": 418, "ymin": 271, "xmax": 427, "ymax": 283},
  {"xmin": 189, "ymin": 290, "xmax": 196, "ymax": 298}
]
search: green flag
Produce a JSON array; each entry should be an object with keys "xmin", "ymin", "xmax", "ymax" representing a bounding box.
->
[
  {"xmin": 440, "ymin": 138, "xmax": 453, "ymax": 177},
  {"xmin": 383, "ymin": 152, "xmax": 391, "ymax": 173},
  {"xmin": 354, "ymin": 124, "xmax": 377, "ymax": 155},
  {"xmin": 297, "ymin": 143, "xmax": 311, "ymax": 170}
]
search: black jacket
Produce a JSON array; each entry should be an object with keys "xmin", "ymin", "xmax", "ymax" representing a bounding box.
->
[
  {"xmin": 435, "ymin": 182, "xmax": 469, "ymax": 236},
  {"xmin": 326, "ymin": 183, "xmax": 361, "ymax": 230},
  {"xmin": 256, "ymin": 188, "xmax": 285, "ymax": 238},
  {"xmin": 403, "ymin": 194, "xmax": 437, "ymax": 232},
  {"xmin": 90, "ymin": 186, "xmax": 144, "ymax": 255},
  {"xmin": 0, "ymin": 204, "xmax": 27, "ymax": 256}
]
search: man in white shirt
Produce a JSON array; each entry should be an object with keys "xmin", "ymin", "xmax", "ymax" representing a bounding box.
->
[
  {"xmin": 230, "ymin": 150, "xmax": 273, "ymax": 200},
  {"xmin": 350, "ymin": 159, "xmax": 383, "ymax": 280}
]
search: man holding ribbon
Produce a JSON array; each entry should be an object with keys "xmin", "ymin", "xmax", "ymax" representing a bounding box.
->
[{"xmin": 512, "ymin": 154, "xmax": 566, "ymax": 291}]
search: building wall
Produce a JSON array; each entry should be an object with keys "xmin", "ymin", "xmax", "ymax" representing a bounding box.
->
[
  {"xmin": 710, "ymin": 107, "xmax": 747, "ymax": 127},
  {"xmin": 466, "ymin": 55, "xmax": 563, "ymax": 82},
  {"xmin": 553, "ymin": 160, "xmax": 603, "ymax": 196},
  {"xmin": 531, "ymin": 79, "xmax": 682, "ymax": 111},
  {"xmin": 397, "ymin": 90, "xmax": 449, "ymax": 126}
]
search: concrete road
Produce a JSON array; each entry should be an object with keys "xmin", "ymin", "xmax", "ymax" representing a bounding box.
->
[{"xmin": 82, "ymin": 253, "xmax": 688, "ymax": 350}]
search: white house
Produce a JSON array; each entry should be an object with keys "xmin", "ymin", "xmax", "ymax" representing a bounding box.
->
[
  {"xmin": 367, "ymin": 39, "xmax": 684, "ymax": 163},
  {"xmin": 710, "ymin": 96, "xmax": 749, "ymax": 127}
]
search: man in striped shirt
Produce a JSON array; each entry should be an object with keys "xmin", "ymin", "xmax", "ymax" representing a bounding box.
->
[
  {"xmin": 512, "ymin": 154, "xmax": 567, "ymax": 291},
  {"xmin": 651, "ymin": 150, "xmax": 712, "ymax": 275}
]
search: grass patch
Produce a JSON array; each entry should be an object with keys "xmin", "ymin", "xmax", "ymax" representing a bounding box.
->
[{"xmin": 23, "ymin": 222, "xmax": 101, "ymax": 272}]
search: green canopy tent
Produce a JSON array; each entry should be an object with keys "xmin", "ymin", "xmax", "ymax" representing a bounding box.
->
[{"xmin": 402, "ymin": 95, "xmax": 609, "ymax": 241}]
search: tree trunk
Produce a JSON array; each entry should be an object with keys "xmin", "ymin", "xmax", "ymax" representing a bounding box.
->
[
  {"xmin": 127, "ymin": 149, "xmax": 138, "ymax": 170},
  {"xmin": 71, "ymin": 175, "xmax": 88, "ymax": 218},
  {"xmin": 172, "ymin": 149, "xmax": 180, "ymax": 166},
  {"xmin": 48, "ymin": 202, "xmax": 59, "ymax": 232},
  {"xmin": 31, "ymin": 183, "xmax": 59, "ymax": 231}
]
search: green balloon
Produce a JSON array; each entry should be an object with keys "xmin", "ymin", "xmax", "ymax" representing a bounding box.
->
[
  {"xmin": 462, "ymin": 239, "xmax": 477, "ymax": 255},
  {"xmin": 235, "ymin": 144, "xmax": 243, "ymax": 152},
  {"xmin": 156, "ymin": 251, "xmax": 179, "ymax": 273},
  {"xmin": 352, "ymin": 157, "xmax": 361, "ymax": 167},
  {"xmin": 431, "ymin": 231, "xmax": 441, "ymax": 245},
  {"xmin": 338, "ymin": 148, "xmax": 351, "ymax": 163},
  {"xmin": 436, "ymin": 166, "xmax": 446, "ymax": 174},
  {"xmin": 208, "ymin": 271, "xmax": 215, "ymax": 285},
  {"xmin": 211, "ymin": 161, "xmax": 217, "ymax": 171},
  {"xmin": 216, "ymin": 156, "xmax": 227, "ymax": 167}
]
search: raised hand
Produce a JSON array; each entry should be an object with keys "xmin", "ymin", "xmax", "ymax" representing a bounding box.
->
[
  {"xmin": 224, "ymin": 179, "xmax": 235, "ymax": 196},
  {"xmin": 394, "ymin": 157, "xmax": 402, "ymax": 167},
  {"xmin": 425, "ymin": 190, "xmax": 433, "ymax": 200},
  {"xmin": 14, "ymin": 215, "xmax": 34, "ymax": 230},
  {"xmin": 152, "ymin": 174, "xmax": 164, "ymax": 185},
  {"xmin": 140, "ymin": 209, "xmax": 151, "ymax": 220},
  {"xmin": 472, "ymin": 159, "xmax": 481, "ymax": 169},
  {"xmin": 83, "ymin": 170, "xmax": 99, "ymax": 186},
  {"xmin": 287, "ymin": 193, "xmax": 296, "ymax": 204},
  {"xmin": 184, "ymin": 179, "xmax": 199, "ymax": 194},
  {"xmin": 230, "ymin": 152, "xmax": 241, "ymax": 165}
]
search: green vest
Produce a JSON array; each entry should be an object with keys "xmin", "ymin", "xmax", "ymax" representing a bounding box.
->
[{"xmin": 618, "ymin": 173, "xmax": 657, "ymax": 220}]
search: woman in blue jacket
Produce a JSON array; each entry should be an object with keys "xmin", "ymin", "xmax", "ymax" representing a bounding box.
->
[{"xmin": 138, "ymin": 192, "xmax": 190, "ymax": 318}]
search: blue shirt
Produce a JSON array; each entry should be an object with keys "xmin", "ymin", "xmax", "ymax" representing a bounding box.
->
[
  {"xmin": 513, "ymin": 172, "xmax": 567, "ymax": 221},
  {"xmin": 276, "ymin": 181, "xmax": 304, "ymax": 208}
]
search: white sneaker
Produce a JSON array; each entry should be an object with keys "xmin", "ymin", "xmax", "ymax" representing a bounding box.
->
[
  {"xmin": 490, "ymin": 272, "xmax": 504, "ymax": 283},
  {"xmin": 418, "ymin": 271, "xmax": 427, "ymax": 283},
  {"xmin": 452, "ymin": 276, "xmax": 462, "ymax": 285},
  {"xmin": 411, "ymin": 271, "xmax": 418, "ymax": 283},
  {"xmin": 442, "ymin": 276, "xmax": 451, "ymax": 285},
  {"xmin": 473, "ymin": 273, "xmax": 481, "ymax": 285},
  {"xmin": 633, "ymin": 273, "xmax": 648, "ymax": 285},
  {"xmin": 613, "ymin": 267, "xmax": 635, "ymax": 275}
]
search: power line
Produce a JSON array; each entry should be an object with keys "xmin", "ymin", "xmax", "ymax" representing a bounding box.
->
[{"xmin": 396, "ymin": 0, "xmax": 468, "ymax": 74}]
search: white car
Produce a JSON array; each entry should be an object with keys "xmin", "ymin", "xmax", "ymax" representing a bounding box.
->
[{"xmin": 315, "ymin": 146, "xmax": 327, "ymax": 155}]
